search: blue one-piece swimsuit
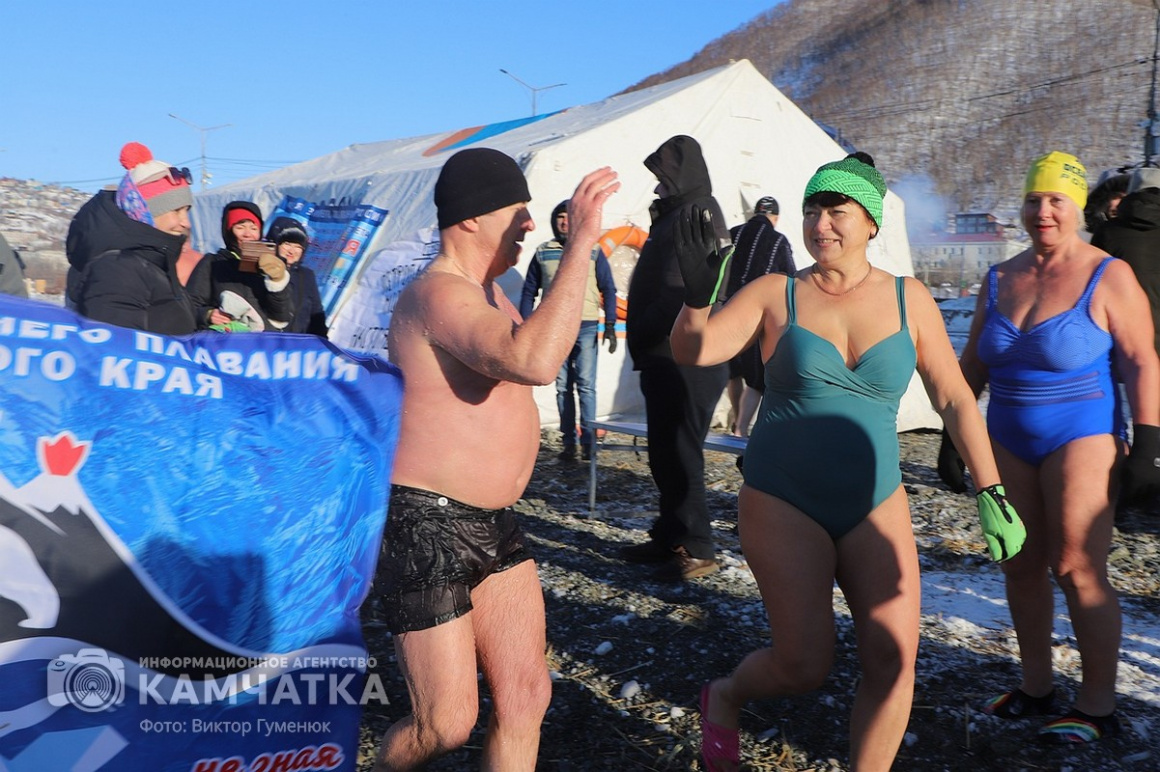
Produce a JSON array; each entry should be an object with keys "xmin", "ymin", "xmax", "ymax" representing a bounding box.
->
[
  {"xmin": 977, "ymin": 257, "xmax": 1125, "ymax": 466},
  {"xmin": 744, "ymin": 276, "xmax": 917, "ymax": 539}
]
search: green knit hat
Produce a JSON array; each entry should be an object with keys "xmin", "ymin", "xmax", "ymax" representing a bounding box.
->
[{"xmin": 803, "ymin": 153, "xmax": 887, "ymax": 228}]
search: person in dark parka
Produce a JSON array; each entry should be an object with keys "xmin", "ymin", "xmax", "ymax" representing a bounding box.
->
[
  {"xmin": 187, "ymin": 201, "xmax": 294, "ymax": 331},
  {"xmin": 0, "ymin": 233, "xmax": 29, "ymax": 298},
  {"xmin": 622, "ymin": 134, "xmax": 730, "ymax": 581},
  {"xmin": 266, "ymin": 217, "xmax": 328, "ymax": 337},
  {"xmin": 1091, "ymin": 166, "xmax": 1160, "ymax": 358},
  {"xmin": 66, "ymin": 142, "xmax": 198, "ymax": 335}
]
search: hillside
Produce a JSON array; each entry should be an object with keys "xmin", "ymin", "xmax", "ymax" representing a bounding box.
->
[
  {"xmin": 627, "ymin": 0, "xmax": 1159, "ymax": 220},
  {"xmin": 0, "ymin": 178, "xmax": 90, "ymax": 294}
]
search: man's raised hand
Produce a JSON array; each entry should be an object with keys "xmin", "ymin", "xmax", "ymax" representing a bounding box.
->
[{"xmin": 566, "ymin": 168, "xmax": 620, "ymax": 249}]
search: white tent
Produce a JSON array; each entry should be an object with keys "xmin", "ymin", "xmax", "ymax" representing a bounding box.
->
[{"xmin": 191, "ymin": 59, "xmax": 940, "ymax": 431}]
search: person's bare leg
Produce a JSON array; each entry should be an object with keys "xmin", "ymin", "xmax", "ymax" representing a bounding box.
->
[
  {"xmin": 1042, "ymin": 435, "xmax": 1122, "ymax": 716},
  {"xmin": 992, "ymin": 443, "xmax": 1056, "ymax": 698},
  {"xmin": 373, "ymin": 614, "xmax": 481, "ymax": 771},
  {"xmin": 706, "ymin": 486, "xmax": 838, "ymax": 733},
  {"xmin": 736, "ymin": 386, "xmax": 763, "ymax": 438},
  {"xmin": 834, "ymin": 487, "xmax": 920, "ymax": 772},
  {"xmin": 473, "ymin": 560, "xmax": 553, "ymax": 771},
  {"xmin": 726, "ymin": 376, "xmax": 743, "ymax": 434}
]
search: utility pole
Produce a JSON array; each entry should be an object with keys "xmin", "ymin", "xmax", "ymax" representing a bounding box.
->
[
  {"xmin": 169, "ymin": 114, "xmax": 231, "ymax": 189},
  {"xmin": 499, "ymin": 69, "xmax": 566, "ymax": 117},
  {"xmin": 1147, "ymin": 1, "xmax": 1160, "ymax": 166}
]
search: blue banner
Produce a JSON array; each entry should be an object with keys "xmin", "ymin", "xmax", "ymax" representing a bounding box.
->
[
  {"xmin": 0, "ymin": 297, "xmax": 402, "ymax": 771},
  {"xmin": 266, "ymin": 196, "xmax": 389, "ymax": 318}
]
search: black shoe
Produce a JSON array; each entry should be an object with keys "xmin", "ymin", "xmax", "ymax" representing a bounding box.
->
[
  {"xmin": 618, "ymin": 539, "xmax": 672, "ymax": 564},
  {"xmin": 581, "ymin": 445, "xmax": 592, "ymax": 461},
  {"xmin": 653, "ymin": 546, "xmax": 719, "ymax": 582},
  {"xmin": 984, "ymin": 688, "xmax": 1055, "ymax": 719},
  {"xmin": 1038, "ymin": 709, "xmax": 1121, "ymax": 744},
  {"xmin": 558, "ymin": 445, "xmax": 577, "ymax": 461}
]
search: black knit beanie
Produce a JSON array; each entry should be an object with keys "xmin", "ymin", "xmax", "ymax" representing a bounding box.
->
[
  {"xmin": 434, "ymin": 148, "xmax": 531, "ymax": 229},
  {"xmin": 267, "ymin": 216, "xmax": 309, "ymax": 248}
]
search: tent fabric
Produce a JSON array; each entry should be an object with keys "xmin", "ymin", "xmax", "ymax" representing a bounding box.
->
[{"xmin": 191, "ymin": 59, "xmax": 940, "ymax": 432}]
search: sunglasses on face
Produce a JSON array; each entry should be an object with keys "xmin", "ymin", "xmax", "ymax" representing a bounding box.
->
[{"xmin": 168, "ymin": 167, "xmax": 193, "ymax": 185}]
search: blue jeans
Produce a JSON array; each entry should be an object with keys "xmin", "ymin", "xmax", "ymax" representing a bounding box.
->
[{"xmin": 558, "ymin": 321, "xmax": 599, "ymax": 448}]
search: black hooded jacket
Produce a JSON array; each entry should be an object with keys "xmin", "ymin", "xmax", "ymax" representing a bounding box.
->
[
  {"xmin": 626, "ymin": 135, "xmax": 729, "ymax": 369},
  {"xmin": 186, "ymin": 201, "xmax": 294, "ymax": 330},
  {"xmin": 1091, "ymin": 188, "xmax": 1160, "ymax": 354},
  {"xmin": 65, "ymin": 190, "xmax": 198, "ymax": 334},
  {"xmin": 726, "ymin": 215, "xmax": 795, "ymax": 298}
]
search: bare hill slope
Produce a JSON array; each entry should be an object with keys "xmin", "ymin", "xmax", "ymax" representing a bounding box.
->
[{"xmin": 628, "ymin": 0, "xmax": 1159, "ymax": 217}]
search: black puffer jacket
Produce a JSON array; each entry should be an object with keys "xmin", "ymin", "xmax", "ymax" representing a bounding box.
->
[
  {"xmin": 287, "ymin": 263, "xmax": 328, "ymax": 337},
  {"xmin": 186, "ymin": 201, "xmax": 294, "ymax": 330},
  {"xmin": 1091, "ymin": 188, "xmax": 1160, "ymax": 354},
  {"xmin": 626, "ymin": 135, "xmax": 729, "ymax": 369},
  {"xmin": 65, "ymin": 190, "xmax": 198, "ymax": 334}
]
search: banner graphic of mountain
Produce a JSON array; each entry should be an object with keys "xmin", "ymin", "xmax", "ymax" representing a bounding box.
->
[{"xmin": 0, "ymin": 296, "xmax": 402, "ymax": 771}]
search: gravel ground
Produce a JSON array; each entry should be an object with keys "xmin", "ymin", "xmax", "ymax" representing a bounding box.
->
[{"xmin": 357, "ymin": 429, "xmax": 1160, "ymax": 771}]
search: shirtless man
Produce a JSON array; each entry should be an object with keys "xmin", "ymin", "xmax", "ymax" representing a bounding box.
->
[{"xmin": 373, "ymin": 148, "xmax": 619, "ymax": 771}]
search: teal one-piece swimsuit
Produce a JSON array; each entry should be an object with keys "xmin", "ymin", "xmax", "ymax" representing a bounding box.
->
[{"xmin": 743, "ymin": 275, "xmax": 917, "ymax": 539}]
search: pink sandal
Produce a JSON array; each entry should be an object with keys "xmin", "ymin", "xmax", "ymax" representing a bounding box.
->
[{"xmin": 700, "ymin": 681, "xmax": 740, "ymax": 771}]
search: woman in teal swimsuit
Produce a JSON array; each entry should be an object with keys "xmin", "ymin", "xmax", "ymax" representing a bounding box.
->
[
  {"xmin": 949, "ymin": 152, "xmax": 1160, "ymax": 743},
  {"xmin": 670, "ymin": 153, "xmax": 1020, "ymax": 772}
]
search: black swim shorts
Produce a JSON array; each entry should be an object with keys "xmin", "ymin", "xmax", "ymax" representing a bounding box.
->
[{"xmin": 376, "ymin": 484, "xmax": 532, "ymax": 634}]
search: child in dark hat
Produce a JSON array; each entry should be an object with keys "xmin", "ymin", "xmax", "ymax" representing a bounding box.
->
[{"xmin": 267, "ymin": 217, "xmax": 327, "ymax": 337}]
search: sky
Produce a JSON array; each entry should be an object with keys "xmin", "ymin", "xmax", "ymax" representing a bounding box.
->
[{"xmin": 0, "ymin": 0, "xmax": 783, "ymax": 193}]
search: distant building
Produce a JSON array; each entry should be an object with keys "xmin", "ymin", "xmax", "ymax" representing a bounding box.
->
[{"xmin": 910, "ymin": 213, "xmax": 1025, "ymax": 297}]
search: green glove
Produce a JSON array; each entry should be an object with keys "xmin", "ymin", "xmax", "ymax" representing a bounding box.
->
[
  {"xmin": 673, "ymin": 204, "xmax": 731, "ymax": 308},
  {"xmin": 603, "ymin": 322, "xmax": 618, "ymax": 354},
  {"xmin": 976, "ymin": 484, "xmax": 1026, "ymax": 562},
  {"xmin": 209, "ymin": 321, "xmax": 253, "ymax": 333}
]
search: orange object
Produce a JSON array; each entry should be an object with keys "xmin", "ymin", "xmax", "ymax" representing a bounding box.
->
[
  {"xmin": 598, "ymin": 225, "xmax": 648, "ymax": 257},
  {"xmin": 599, "ymin": 226, "xmax": 648, "ymax": 322}
]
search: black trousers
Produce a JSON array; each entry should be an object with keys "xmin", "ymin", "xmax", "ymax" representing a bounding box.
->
[{"xmin": 639, "ymin": 359, "xmax": 729, "ymax": 559}]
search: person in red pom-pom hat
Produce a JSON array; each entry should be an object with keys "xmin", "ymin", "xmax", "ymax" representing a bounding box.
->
[{"xmin": 64, "ymin": 142, "xmax": 199, "ymax": 334}]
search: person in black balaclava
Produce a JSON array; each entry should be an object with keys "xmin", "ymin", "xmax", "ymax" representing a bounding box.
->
[{"xmin": 622, "ymin": 135, "xmax": 729, "ymax": 582}]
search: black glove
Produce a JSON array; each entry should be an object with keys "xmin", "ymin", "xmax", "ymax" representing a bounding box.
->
[
  {"xmin": 673, "ymin": 204, "xmax": 731, "ymax": 308},
  {"xmin": 1122, "ymin": 424, "xmax": 1160, "ymax": 507},
  {"xmin": 603, "ymin": 322, "xmax": 618, "ymax": 354},
  {"xmin": 937, "ymin": 429, "xmax": 967, "ymax": 494},
  {"xmin": 976, "ymin": 484, "xmax": 1026, "ymax": 562}
]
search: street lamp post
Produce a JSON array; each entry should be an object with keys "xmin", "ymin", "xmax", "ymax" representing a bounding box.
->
[
  {"xmin": 168, "ymin": 113, "xmax": 232, "ymax": 190},
  {"xmin": 499, "ymin": 69, "xmax": 566, "ymax": 117}
]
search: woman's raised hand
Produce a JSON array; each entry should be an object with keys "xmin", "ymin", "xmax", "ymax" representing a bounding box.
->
[{"xmin": 673, "ymin": 204, "xmax": 731, "ymax": 309}]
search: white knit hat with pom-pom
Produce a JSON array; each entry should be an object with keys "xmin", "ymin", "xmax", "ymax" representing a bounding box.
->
[{"xmin": 115, "ymin": 142, "xmax": 193, "ymax": 223}]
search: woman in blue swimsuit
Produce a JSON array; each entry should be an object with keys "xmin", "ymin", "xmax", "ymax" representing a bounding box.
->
[
  {"xmin": 952, "ymin": 152, "xmax": 1160, "ymax": 743},
  {"xmin": 670, "ymin": 153, "xmax": 1019, "ymax": 772}
]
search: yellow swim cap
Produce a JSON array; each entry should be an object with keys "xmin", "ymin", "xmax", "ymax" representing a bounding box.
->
[{"xmin": 1024, "ymin": 151, "xmax": 1087, "ymax": 211}]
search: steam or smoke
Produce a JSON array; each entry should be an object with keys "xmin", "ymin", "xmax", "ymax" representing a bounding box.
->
[{"xmin": 892, "ymin": 173, "xmax": 951, "ymax": 238}]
